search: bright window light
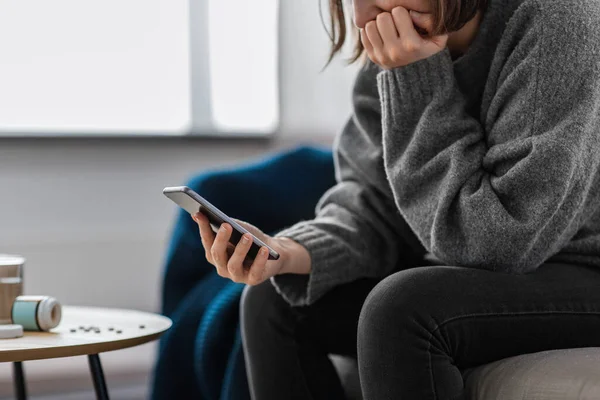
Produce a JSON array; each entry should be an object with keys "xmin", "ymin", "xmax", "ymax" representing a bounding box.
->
[
  {"xmin": 0, "ymin": 0, "xmax": 191, "ymax": 135},
  {"xmin": 208, "ymin": 0, "xmax": 279, "ymax": 134}
]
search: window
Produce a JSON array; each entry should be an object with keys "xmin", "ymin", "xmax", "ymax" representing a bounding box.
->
[{"xmin": 0, "ymin": 0, "xmax": 279, "ymax": 136}]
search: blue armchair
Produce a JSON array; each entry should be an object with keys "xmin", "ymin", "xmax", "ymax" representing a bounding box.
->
[{"xmin": 151, "ymin": 146, "xmax": 336, "ymax": 400}]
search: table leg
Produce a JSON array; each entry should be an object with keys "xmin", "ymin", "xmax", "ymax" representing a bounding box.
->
[
  {"xmin": 88, "ymin": 354, "xmax": 110, "ymax": 400},
  {"xmin": 13, "ymin": 361, "xmax": 27, "ymax": 400}
]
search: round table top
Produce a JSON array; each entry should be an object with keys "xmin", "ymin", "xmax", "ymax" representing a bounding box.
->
[{"xmin": 0, "ymin": 306, "xmax": 172, "ymax": 362}]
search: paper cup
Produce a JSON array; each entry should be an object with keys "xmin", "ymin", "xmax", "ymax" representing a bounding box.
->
[{"xmin": 0, "ymin": 255, "xmax": 25, "ymax": 325}]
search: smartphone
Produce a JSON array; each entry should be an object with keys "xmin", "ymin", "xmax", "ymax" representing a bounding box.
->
[{"xmin": 163, "ymin": 186, "xmax": 280, "ymax": 260}]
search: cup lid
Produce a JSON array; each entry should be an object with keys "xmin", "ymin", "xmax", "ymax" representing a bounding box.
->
[
  {"xmin": 0, "ymin": 255, "xmax": 25, "ymax": 266},
  {"xmin": 0, "ymin": 324, "xmax": 24, "ymax": 339}
]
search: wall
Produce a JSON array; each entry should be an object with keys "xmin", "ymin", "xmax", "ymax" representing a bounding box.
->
[
  {"xmin": 278, "ymin": 1, "xmax": 359, "ymax": 135},
  {"xmin": 0, "ymin": 0, "xmax": 357, "ymax": 395}
]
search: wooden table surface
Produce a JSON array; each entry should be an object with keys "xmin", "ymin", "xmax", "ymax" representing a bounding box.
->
[{"xmin": 0, "ymin": 306, "xmax": 172, "ymax": 362}]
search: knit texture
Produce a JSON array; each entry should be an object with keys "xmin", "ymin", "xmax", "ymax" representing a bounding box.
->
[{"xmin": 273, "ymin": 0, "xmax": 600, "ymax": 306}]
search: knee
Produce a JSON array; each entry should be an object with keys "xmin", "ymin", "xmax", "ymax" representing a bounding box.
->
[
  {"xmin": 240, "ymin": 281, "xmax": 293, "ymax": 341},
  {"xmin": 240, "ymin": 282, "xmax": 274, "ymax": 331},
  {"xmin": 358, "ymin": 267, "xmax": 459, "ymax": 341}
]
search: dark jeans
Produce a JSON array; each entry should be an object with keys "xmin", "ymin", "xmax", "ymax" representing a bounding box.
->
[{"xmin": 240, "ymin": 262, "xmax": 600, "ymax": 400}]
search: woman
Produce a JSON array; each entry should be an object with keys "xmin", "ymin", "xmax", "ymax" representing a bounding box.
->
[{"xmin": 192, "ymin": 0, "xmax": 600, "ymax": 398}]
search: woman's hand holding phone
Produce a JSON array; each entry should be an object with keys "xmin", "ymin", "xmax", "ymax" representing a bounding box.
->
[{"xmin": 193, "ymin": 212, "xmax": 311, "ymax": 285}]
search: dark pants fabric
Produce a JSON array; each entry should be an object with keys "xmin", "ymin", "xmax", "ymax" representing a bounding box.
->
[{"xmin": 241, "ymin": 262, "xmax": 600, "ymax": 400}]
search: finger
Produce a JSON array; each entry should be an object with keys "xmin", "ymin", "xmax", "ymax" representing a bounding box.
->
[
  {"xmin": 376, "ymin": 12, "xmax": 398, "ymax": 45},
  {"xmin": 360, "ymin": 29, "xmax": 374, "ymax": 56},
  {"xmin": 392, "ymin": 7, "xmax": 423, "ymax": 47},
  {"xmin": 365, "ymin": 20, "xmax": 383, "ymax": 49},
  {"xmin": 408, "ymin": 9, "xmax": 435, "ymax": 35},
  {"xmin": 195, "ymin": 213, "xmax": 216, "ymax": 263},
  {"xmin": 227, "ymin": 234, "xmax": 253, "ymax": 282},
  {"xmin": 246, "ymin": 247, "xmax": 270, "ymax": 286},
  {"xmin": 211, "ymin": 223, "xmax": 232, "ymax": 277}
]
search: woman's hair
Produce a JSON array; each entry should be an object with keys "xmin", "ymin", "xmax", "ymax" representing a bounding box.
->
[{"xmin": 325, "ymin": 0, "xmax": 488, "ymax": 63}]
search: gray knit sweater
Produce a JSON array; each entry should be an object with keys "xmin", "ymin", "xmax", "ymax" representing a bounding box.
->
[{"xmin": 273, "ymin": 0, "xmax": 600, "ymax": 306}]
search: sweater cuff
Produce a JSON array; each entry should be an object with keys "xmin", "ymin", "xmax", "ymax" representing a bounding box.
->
[
  {"xmin": 376, "ymin": 48, "xmax": 454, "ymax": 112},
  {"xmin": 271, "ymin": 222, "xmax": 349, "ymax": 307}
]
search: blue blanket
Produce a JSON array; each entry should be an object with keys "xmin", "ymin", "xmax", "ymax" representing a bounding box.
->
[{"xmin": 151, "ymin": 146, "xmax": 335, "ymax": 400}]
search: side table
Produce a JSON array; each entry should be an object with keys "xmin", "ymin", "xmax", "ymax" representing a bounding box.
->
[{"xmin": 0, "ymin": 306, "xmax": 172, "ymax": 400}]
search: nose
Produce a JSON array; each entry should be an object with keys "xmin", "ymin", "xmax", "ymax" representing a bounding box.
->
[{"xmin": 352, "ymin": 1, "xmax": 383, "ymax": 29}]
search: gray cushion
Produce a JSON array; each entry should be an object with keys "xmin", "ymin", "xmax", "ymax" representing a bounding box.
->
[
  {"xmin": 465, "ymin": 348, "xmax": 600, "ymax": 400},
  {"xmin": 330, "ymin": 355, "xmax": 362, "ymax": 400},
  {"xmin": 332, "ymin": 348, "xmax": 600, "ymax": 400}
]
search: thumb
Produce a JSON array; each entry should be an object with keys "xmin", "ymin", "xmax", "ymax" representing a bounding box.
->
[
  {"xmin": 409, "ymin": 10, "xmax": 435, "ymax": 35},
  {"xmin": 234, "ymin": 219, "xmax": 268, "ymax": 241}
]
